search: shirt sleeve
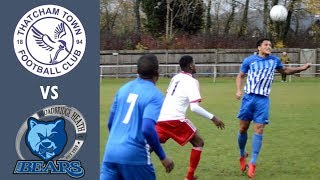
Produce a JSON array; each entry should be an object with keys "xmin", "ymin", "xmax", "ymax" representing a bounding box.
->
[
  {"xmin": 185, "ymin": 79, "xmax": 202, "ymax": 103},
  {"xmin": 275, "ymin": 56, "xmax": 284, "ymax": 69},
  {"xmin": 240, "ymin": 58, "xmax": 250, "ymax": 73},
  {"xmin": 107, "ymin": 93, "xmax": 118, "ymax": 130},
  {"xmin": 143, "ymin": 91, "xmax": 164, "ymax": 123},
  {"xmin": 142, "ymin": 118, "xmax": 166, "ymax": 160}
]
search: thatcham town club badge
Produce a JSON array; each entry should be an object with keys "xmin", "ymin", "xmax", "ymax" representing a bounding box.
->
[
  {"xmin": 13, "ymin": 4, "xmax": 86, "ymax": 77},
  {"xmin": 14, "ymin": 105, "xmax": 87, "ymax": 178}
]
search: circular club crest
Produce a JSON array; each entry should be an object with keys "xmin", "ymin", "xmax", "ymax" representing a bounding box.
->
[
  {"xmin": 13, "ymin": 5, "xmax": 86, "ymax": 77},
  {"xmin": 15, "ymin": 105, "xmax": 87, "ymax": 161}
]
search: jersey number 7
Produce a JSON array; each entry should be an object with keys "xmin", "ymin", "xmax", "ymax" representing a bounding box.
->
[
  {"xmin": 122, "ymin": 93, "xmax": 138, "ymax": 124},
  {"xmin": 171, "ymin": 81, "xmax": 180, "ymax": 95}
]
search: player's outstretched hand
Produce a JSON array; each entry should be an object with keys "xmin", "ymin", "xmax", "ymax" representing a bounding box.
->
[
  {"xmin": 211, "ymin": 116, "xmax": 225, "ymax": 130},
  {"xmin": 302, "ymin": 63, "xmax": 311, "ymax": 71},
  {"xmin": 161, "ymin": 157, "xmax": 174, "ymax": 173}
]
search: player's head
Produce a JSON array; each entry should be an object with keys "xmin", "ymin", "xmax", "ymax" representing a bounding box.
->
[
  {"xmin": 179, "ymin": 55, "xmax": 196, "ymax": 74},
  {"xmin": 282, "ymin": 51, "xmax": 287, "ymax": 56},
  {"xmin": 137, "ymin": 54, "xmax": 159, "ymax": 83},
  {"xmin": 256, "ymin": 38, "xmax": 272, "ymax": 56}
]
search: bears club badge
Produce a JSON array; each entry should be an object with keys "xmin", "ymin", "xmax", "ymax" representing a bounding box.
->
[
  {"xmin": 13, "ymin": 5, "xmax": 86, "ymax": 77},
  {"xmin": 26, "ymin": 117, "xmax": 67, "ymax": 161},
  {"xmin": 14, "ymin": 105, "xmax": 87, "ymax": 178}
]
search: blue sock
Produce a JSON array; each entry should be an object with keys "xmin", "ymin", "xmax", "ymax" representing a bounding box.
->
[
  {"xmin": 238, "ymin": 132, "xmax": 248, "ymax": 157},
  {"xmin": 250, "ymin": 133, "xmax": 263, "ymax": 164}
]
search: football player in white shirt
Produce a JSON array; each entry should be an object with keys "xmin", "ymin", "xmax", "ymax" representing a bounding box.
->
[{"xmin": 156, "ymin": 55, "xmax": 225, "ymax": 180}]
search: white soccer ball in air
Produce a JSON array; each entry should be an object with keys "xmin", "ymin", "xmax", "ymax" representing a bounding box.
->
[{"xmin": 270, "ymin": 5, "xmax": 288, "ymax": 22}]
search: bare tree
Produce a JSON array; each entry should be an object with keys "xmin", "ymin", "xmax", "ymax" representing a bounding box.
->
[
  {"xmin": 262, "ymin": 0, "xmax": 269, "ymax": 36},
  {"xmin": 100, "ymin": 0, "xmax": 124, "ymax": 33},
  {"xmin": 282, "ymin": 0, "xmax": 299, "ymax": 41},
  {"xmin": 134, "ymin": 0, "xmax": 141, "ymax": 42},
  {"xmin": 206, "ymin": 0, "xmax": 212, "ymax": 33},
  {"xmin": 212, "ymin": 0, "xmax": 222, "ymax": 35},
  {"xmin": 224, "ymin": 0, "xmax": 237, "ymax": 35},
  {"xmin": 238, "ymin": 0, "xmax": 250, "ymax": 37},
  {"xmin": 267, "ymin": 0, "xmax": 279, "ymax": 41}
]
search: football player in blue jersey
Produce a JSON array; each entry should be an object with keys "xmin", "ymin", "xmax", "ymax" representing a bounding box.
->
[
  {"xmin": 235, "ymin": 38, "xmax": 310, "ymax": 179},
  {"xmin": 101, "ymin": 54, "xmax": 174, "ymax": 180}
]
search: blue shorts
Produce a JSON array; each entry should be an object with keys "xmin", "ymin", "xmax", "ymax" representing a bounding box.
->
[
  {"xmin": 100, "ymin": 162, "xmax": 155, "ymax": 180},
  {"xmin": 237, "ymin": 93, "xmax": 270, "ymax": 124}
]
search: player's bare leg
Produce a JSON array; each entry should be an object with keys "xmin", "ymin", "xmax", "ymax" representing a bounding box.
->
[{"xmin": 184, "ymin": 132, "xmax": 204, "ymax": 180}]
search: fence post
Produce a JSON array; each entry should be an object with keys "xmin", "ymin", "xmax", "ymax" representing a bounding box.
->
[
  {"xmin": 165, "ymin": 50, "xmax": 168, "ymax": 76},
  {"xmin": 100, "ymin": 65, "xmax": 102, "ymax": 82},
  {"xmin": 112, "ymin": 52, "xmax": 119, "ymax": 78},
  {"xmin": 213, "ymin": 65, "xmax": 217, "ymax": 83},
  {"xmin": 288, "ymin": 64, "xmax": 292, "ymax": 82},
  {"xmin": 213, "ymin": 49, "xmax": 218, "ymax": 83}
]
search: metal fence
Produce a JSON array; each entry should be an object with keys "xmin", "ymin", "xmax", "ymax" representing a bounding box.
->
[{"xmin": 100, "ymin": 64, "xmax": 320, "ymax": 82}]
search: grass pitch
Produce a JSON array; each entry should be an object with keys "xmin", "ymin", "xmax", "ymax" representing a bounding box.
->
[{"xmin": 100, "ymin": 77, "xmax": 320, "ymax": 180}]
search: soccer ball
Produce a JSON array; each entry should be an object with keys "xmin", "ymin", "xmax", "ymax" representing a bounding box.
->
[{"xmin": 270, "ymin": 5, "xmax": 288, "ymax": 22}]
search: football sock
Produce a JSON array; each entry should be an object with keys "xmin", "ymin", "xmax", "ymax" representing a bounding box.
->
[
  {"xmin": 250, "ymin": 133, "xmax": 263, "ymax": 164},
  {"xmin": 186, "ymin": 147, "xmax": 202, "ymax": 179},
  {"xmin": 238, "ymin": 131, "xmax": 248, "ymax": 157}
]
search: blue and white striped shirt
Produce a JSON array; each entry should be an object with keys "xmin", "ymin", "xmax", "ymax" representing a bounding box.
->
[{"xmin": 240, "ymin": 54, "xmax": 283, "ymax": 96}]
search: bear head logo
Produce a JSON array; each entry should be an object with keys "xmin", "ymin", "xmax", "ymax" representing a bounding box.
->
[{"xmin": 25, "ymin": 117, "xmax": 67, "ymax": 161}]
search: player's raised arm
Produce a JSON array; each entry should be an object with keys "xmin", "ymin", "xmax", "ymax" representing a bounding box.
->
[{"xmin": 277, "ymin": 63, "xmax": 311, "ymax": 75}]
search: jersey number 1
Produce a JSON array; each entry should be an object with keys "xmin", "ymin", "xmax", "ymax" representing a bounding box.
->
[{"xmin": 122, "ymin": 93, "xmax": 138, "ymax": 124}]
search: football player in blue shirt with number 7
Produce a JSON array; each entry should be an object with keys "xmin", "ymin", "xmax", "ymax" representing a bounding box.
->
[
  {"xmin": 101, "ymin": 54, "xmax": 174, "ymax": 180},
  {"xmin": 236, "ymin": 38, "xmax": 311, "ymax": 179}
]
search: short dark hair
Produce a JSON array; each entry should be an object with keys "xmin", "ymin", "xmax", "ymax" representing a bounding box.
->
[
  {"xmin": 179, "ymin": 55, "xmax": 193, "ymax": 70},
  {"xmin": 137, "ymin": 54, "xmax": 159, "ymax": 78},
  {"xmin": 256, "ymin": 38, "xmax": 271, "ymax": 48}
]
